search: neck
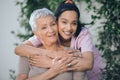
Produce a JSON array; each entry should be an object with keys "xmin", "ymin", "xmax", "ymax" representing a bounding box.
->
[
  {"xmin": 61, "ymin": 41, "xmax": 71, "ymax": 47},
  {"xmin": 59, "ymin": 37, "xmax": 71, "ymax": 47}
]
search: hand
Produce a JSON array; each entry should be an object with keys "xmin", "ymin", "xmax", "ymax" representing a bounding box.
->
[
  {"xmin": 57, "ymin": 49, "xmax": 82, "ymax": 58},
  {"xmin": 47, "ymin": 49, "xmax": 80, "ymax": 58},
  {"xmin": 29, "ymin": 54, "xmax": 52, "ymax": 68},
  {"xmin": 67, "ymin": 57, "xmax": 83, "ymax": 71},
  {"xmin": 50, "ymin": 57, "xmax": 75, "ymax": 74}
]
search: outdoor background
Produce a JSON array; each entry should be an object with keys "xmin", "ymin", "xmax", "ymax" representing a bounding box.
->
[
  {"xmin": 0, "ymin": 0, "xmax": 95, "ymax": 80},
  {"xmin": 0, "ymin": 0, "xmax": 21, "ymax": 80},
  {"xmin": 0, "ymin": 0, "xmax": 119, "ymax": 80}
]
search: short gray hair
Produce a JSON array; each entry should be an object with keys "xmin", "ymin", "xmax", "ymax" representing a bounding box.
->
[{"xmin": 29, "ymin": 8, "xmax": 55, "ymax": 31}]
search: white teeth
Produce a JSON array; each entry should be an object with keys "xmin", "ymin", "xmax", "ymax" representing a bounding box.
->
[
  {"xmin": 48, "ymin": 33, "xmax": 56, "ymax": 37},
  {"xmin": 64, "ymin": 31, "xmax": 71, "ymax": 35}
]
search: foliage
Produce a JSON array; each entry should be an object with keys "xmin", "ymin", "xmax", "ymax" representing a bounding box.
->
[
  {"xmin": 14, "ymin": 0, "xmax": 120, "ymax": 80},
  {"xmin": 82, "ymin": 0, "xmax": 120, "ymax": 80},
  {"xmin": 9, "ymin": 69, "xmax": 16, "ymax": 80},
  {"xmin": 13, "ymin": 0, "xmax": 64, "ymax": 41},
  {"xmin": 13, "ymin": 0, "xmax": 81, "ymax": 41}
]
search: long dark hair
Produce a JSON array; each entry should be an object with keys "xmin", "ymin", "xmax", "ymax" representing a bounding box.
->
[{"xmin": 55, "ymin": 0, "xmax": 82, "ymax": 37}]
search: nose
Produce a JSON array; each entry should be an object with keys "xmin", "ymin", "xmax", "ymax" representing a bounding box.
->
[
  {"xmin": 48, "ymin": 26, "xmax": 54, "ymax": 33},
  {"xmin": 66, "ymin": 24, "xmax": 72, "ymax": 31}
]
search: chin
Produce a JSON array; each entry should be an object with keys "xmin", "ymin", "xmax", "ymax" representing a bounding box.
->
[
  {"xmin": 50, "ymin": 39, "xmax": 58, "ymax": 43},
  {"xmin": 63, "ymin": 37, "xmax": 71, "ymax": 41}
]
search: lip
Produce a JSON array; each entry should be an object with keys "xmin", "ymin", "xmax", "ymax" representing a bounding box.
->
[
  {"xmin": 63, "ymin": 31, "xmax": 72, "ymax": 36},
  {"xmin": 48, "ymin": 33, "xmax": 57, "ymax": 37}
]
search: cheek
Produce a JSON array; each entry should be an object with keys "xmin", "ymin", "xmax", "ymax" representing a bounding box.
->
[
  {"xmin": 39, "ymin": 34, "xmax": 47, "ymax": 43},
  {"xmin": 72, "ymin": 26, "xmax": 77, "ymax": 33},
  {"xmin": 54, "ymin": 26, "xmax": 58, "ymax": 32},
  {"xmin": 38, "ymin": 31, "xmax": 46, "ymax": 39},
  {"xmin": 58, "ymin": 24, "xmax": 63, "ymax": 32},
  {"xmin": 58, "ymin": 20, "xmax": 64, "ymax": 32}
]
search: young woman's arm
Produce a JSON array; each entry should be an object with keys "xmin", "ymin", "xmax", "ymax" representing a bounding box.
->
[
  {"xmin": 14, "ymin": 40, "xmax": 45, "ymax": 58},
  {"xmin": 15, "ymin": 41, "xmax": 78, "ymax": 69},
  {"xmin": 68, "ymin": 28, "xmax": 94, "ymax": 71},
  {"xmin": 68, "ymin": 51, "xmax": 94, "ymax": 71},
  {"xmin": 15, "ymin": 40, "xmax": 77, "ymax": 58}
]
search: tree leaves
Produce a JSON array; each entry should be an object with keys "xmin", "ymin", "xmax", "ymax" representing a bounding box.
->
[{"xmin": 82, "ymin": 0, "xmax": 120, "ymax": 79}]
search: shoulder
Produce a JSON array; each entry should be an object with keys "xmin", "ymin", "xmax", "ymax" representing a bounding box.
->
[
  {"xmin": 80, "ymin": 27, "xmax": 90, "ymax": 35},
  {"xmin": 75, "ymin": 27, "xmax": 91, "ymax": 38},
  {"xmin": 19, "ymin": 57, "xmax": 28, "ymax": 62}
]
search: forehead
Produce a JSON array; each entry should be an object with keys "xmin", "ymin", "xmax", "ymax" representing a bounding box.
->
[
  {"xmin": 36, "ymin": 15, "xmax": 55, "ymax": 24},
  {"xmin": 59, "ymin": 10, "xmax": 78, "ymax": 20}
]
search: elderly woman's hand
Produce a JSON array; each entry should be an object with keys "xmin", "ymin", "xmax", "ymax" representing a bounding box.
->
[{"xmin": 49, "ymin": 57, "xmax": 75, "ymax": 74}]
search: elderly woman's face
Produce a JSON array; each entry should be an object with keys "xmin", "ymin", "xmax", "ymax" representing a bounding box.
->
[
  {"xmin": 35, "ymin": 15, "xmax": 58, "ymax": 45},
  {"xmin": 58, "ymin": 10, "xmax": 78, "ymax": 41}
]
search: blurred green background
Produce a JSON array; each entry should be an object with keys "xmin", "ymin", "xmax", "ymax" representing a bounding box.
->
[{"xmin": 0, "ymin": 0, "xmax": 119, "ymax": 80}]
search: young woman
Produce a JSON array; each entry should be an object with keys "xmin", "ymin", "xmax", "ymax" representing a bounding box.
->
[{"xmin": 15, "ymin": 0, "xmax": 103, "ymax": 80}]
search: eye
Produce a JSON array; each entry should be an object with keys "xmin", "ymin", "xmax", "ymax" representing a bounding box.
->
[
  {"xmin": 62, "ymin": 21, "xmax": 67, "ymax": 24},
  {"xmin": 41, "ymin": 26, "xmax": 47, "ymax": 30},
  {"xmin": 72, "ymin": 22, "xmax": 77, "ymax": 26},
  {"xmin": 51, "ymin": 22, "xmax": 57, "ymax": 26},
  {"xmin": 71, "ymin": 21, "xmax": 77, "ymax": 26},
  {"xmin": 52, "ymin": 23, "xmax": 56, "ymax": 26}
]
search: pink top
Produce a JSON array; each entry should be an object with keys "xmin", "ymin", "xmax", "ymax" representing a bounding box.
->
[{"xmin": 28, "ymin": 27, "xmax": 104, "ymax": 80}]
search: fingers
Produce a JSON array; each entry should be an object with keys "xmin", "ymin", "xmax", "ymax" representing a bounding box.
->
[
  {"xmin": 28, "ymin": 54, "xmax": 43, "ymax": 63},
  {"xmin": 29, "ymin": 54, "xmax": 41, "ymax": 60},
  {"xmin": 67, "ymin": 67, "xmax": 76, "ymax": 71},
  {"xmin": 28, "ymin": 54, "xmax": 41, "ymax": 65},
  {"xmin": 52, "ymin": 57, "xmax": 61, "ymax": 65},
  {"xmin": 67, "ymin": 63, "xmax": 72, "ymax": 67},
  {"xmin": 28, "ymin": 60, "xmax": 36, "ymax": 65},
  {"xmin": 74, "ymin": 51, "xmax": 82, "ymax": 58},
  {"xmin": 65, "ymin": 50, "xmax": 81, "ymax": 57},
  {"xmin": 66, "ymin": 57, "xmax": 77, "ymax": 67},
  {"xmin": 50, "ymin": 57, "xmax": 78, "ymax": 74},
  {"xmin": 52, "ymin": 57, "xmax": 69, "ymax": 67},
  {"xmin": 67, "ymin": 49, "xmax": 80, "ymax": 54},
  {"xmin": 28, "ymin": 57, "xmax": 38, "ymax": 65},
  {"xmin": 67, "ymin": 50, "xmax": 82, "ymax": 58}
]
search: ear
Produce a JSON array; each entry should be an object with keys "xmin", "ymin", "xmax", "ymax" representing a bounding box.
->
[{"xmin": 33, "ymin": 30, "xmax": 39, "ymax": 37}]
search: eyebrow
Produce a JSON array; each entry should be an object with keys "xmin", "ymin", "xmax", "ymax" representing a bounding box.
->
[
  {"xmin": 41, "ymin": 19, "xmax": 56, "ymax": 25},
  {"xmin": 61, "ymin": 18, "xmax": 77, "ymax": 22}
]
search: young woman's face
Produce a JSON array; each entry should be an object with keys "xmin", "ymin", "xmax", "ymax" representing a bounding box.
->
[
  {"xmin": 35, "ymin": 15, "xmax": 58, "ymax": 45},
  {"xmin": 58, "ymin": 10, "xmax": 78, "ymax": 41}
]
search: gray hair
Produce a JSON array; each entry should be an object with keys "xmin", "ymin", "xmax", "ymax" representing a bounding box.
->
[{"xmin": 29, "ymin": 8, "xmax": 55, "ymax": 31}]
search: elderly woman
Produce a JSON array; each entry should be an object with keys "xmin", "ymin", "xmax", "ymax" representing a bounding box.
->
[{"xmin": 16, "ymin": 8, "xmax": 87, "ymax": 80}]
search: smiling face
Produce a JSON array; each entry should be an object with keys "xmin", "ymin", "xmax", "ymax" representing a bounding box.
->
[
  {"xmin": 57, "ymin": 10, "xmax": 78, "ymax": 41},
  {"xmin": 34, "ymin": 15, "xmax": 58, "ymax": 45}
]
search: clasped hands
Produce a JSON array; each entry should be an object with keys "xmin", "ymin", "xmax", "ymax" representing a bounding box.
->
[{"xmin": 28, "ymin": 49, "xmax": 82, "ymax": 72}]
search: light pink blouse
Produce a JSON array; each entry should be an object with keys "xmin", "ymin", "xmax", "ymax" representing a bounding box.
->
[{"xmin": 28, "ymin": 27, "xmax": 104, "ymax": 80}]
